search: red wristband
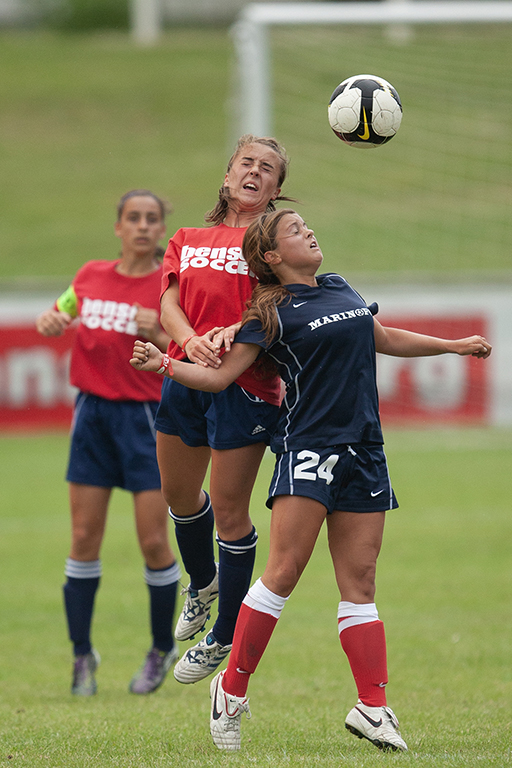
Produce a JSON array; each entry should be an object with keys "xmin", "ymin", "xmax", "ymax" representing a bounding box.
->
[
  {"xmin": 156, "ymin": 354, "xmax": 173, "ymax": 376},
  {"xmin": 181, "ymin": 333, "xmax": 197, "ymax": 352}
]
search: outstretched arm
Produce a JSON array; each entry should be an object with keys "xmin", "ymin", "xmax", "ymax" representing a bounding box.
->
[
  {"xmin": 130, "ymin": 339, "xmax": 260, "ymax": 392},
  {"xmin": 374, "ymin": 320, "xmax": 491, "ymax": 359}
]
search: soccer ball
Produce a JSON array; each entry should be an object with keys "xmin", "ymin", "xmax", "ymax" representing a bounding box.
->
[{"xmin": 328, "ymin": 74, "xmax": 403, "ymax": 148}]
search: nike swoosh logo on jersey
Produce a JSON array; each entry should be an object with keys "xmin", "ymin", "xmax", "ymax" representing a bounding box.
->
[
  {"xmin": 293, "ymin": 302, "xmax": 307, "ymax": 308},
  {"xmin": 211, "ymin": 677, "xmax": 223, "ymax": 721},
  {"xmin": 356, "ymin": 707, "xmax": 383, "ymax": 728},
  {"xmin": 370, "ymin": 489, "xmax": 384, "ymax": 497},
  {"xmin": 357, "ymin": 107, "xmax": 370, "ymax": 140}
]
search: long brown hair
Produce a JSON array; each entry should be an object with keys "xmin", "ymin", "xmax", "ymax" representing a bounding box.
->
[
  {"xmin": 241, "ymin": 209, "xmax": 298, "ymax": 345},
  {"xmin": 205, "ymin": 135, "xmax": 294, "ymax": 226}
]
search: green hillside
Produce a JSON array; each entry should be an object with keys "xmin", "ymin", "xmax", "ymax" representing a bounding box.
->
[{"xmin": 1, "ymin": 25, "xmax": 511, "ymax": 284}]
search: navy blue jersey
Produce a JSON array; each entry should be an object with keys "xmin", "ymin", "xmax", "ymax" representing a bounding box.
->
[{"xmin": 235, "ymin": 273, "xmax": 383, "ymax": 453}]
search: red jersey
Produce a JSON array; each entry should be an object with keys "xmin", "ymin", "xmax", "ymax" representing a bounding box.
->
[
  {"xmin": 161, "ymin": 224, "xmax": 281, "ymax": 405},
  {"xmin": 58, "ymin": 260, "xmax": 164, "ymax": 402}
]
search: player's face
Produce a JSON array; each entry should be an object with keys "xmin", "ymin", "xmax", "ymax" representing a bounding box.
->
[
  {"xmin": 224, "ymin": 143, "xmax": 282, "ymax": 214},
  {"xmin": 115, "ymin": 196, "xmax": 166, "ymax": 258},
  {"xmin": 273, "ymin": 213, "xmax": 323, "ymax": 273}
]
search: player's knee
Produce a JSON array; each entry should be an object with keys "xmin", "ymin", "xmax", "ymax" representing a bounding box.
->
[
  {"xmin": 265, "ymin": 561, "xmax": 301, "ymax": 596},
  {"xmin": 161, "ymin": 484, "xmax": 202, "ymax": 517},
  {"xmin": 139, "ymin": 531, "xmax": 169, "ymax": 563},
  {"xmin": 70, "ymin": 525, "xmax": 102, "ymax": 559},
  {"xmin": 347, "ymin": 563, "xmax": 377, "ymax": 602},
  {"xmin": 214, "ymin": 507, "xmax": 251, "ymax": 541}
]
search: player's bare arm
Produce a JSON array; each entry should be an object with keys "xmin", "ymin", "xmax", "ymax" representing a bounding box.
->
[
  {"xmin": 133, "ymin": 303, "xmax": 170, "ymax": 352},
  {"xmin": 160, "ymin": 280, "xmax": 223, "ymax": 367},
  {"xmin": 36, "ymin": 308, "xmax": 72, "ymax": 337},
  {"xmin": 212, "ymin": 322, "xmax": 243, "ymax": 353},
  {"xmin": 373, "ymin": 320, "xmax": 491, "ymax": 359},
  {"xmin": 130, "ymin": 339, "xmax": 260, "ymax": 392}
]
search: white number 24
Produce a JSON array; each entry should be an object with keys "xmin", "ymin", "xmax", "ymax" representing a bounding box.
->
[{"xmin": 294, "ymin": 451, "xmax": 339, "ymax": 486}]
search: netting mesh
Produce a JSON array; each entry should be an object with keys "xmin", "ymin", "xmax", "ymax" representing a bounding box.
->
[{"xmin": 248, "ymin": 23, "xmax": 512, "ymax": 278}]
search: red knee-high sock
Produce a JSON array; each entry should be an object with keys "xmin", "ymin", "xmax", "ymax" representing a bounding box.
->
[
  {"xmin": 223, "ymin": 601, "xmax": 278, "ymax": 697},
  {"xmin": 339, "ymin": 619, "xmax": 388, "ymax": 707},
  {"xmin": 222, "ymin": 578, "xmax": 288, "ymax": 698}
]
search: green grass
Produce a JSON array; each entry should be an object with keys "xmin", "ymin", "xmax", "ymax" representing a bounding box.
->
[
  {"xmin": 1, "ymin": 25, "xmax": 511, "ymax": 286},
  {"xmin": 1, "ymin": 429, "xmax": 512, "ymax": 766}
]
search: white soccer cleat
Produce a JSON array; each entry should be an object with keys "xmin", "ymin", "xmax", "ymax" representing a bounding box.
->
[
  {"xmin": 345, "ymin": 701, "xmax": 408, "ymax": 752},
  {"xmin": 209, "ymin": 670, "xmax": 251, "ymax": 751},
  {"xmin": 174, "ymin": 631, "xmax": 232, "ymax": 683},
  {"xmin": 174, "ymin": 564, "xmax": 219, "ymax": 642}
]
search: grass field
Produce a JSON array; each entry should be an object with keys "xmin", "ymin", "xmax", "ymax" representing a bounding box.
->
[
  {"xmin": 1, "ymin": 19, "xmax": 511, "ymax": 767},
  {"xmin": 1, "ymin": 428, "xmax": 511, "ymax": 766},
  {"xmin": 1, "ymin": 25, "xmax": 511, "ymax": 285}
]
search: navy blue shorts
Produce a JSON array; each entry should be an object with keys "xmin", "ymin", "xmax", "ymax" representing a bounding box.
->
[
  {"xmin": 154, "ymin": 376, "xmax": 279, "ymax": 450},
  {"xmin": 267, "ymin": 443, "xmax": 398, "ymax": 514},
  {"xmin": 66, "ymin": 393, "xmax": 161, "ymax": 492}
]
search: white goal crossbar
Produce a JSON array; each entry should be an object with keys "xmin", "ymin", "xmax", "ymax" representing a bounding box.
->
[{"xmin": 231, "ymin": 1, "xmax": 512, "ymax": 136}]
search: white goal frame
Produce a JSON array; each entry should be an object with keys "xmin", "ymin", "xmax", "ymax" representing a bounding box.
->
[{"xmin": 231, "ymin": 1, "xmax": 512, "ymax": 137}]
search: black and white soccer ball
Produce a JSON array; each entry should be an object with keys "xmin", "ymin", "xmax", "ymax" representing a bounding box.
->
[{"xmin": 328, "ymin": 74, "xmax": 403, "ymax": 148}]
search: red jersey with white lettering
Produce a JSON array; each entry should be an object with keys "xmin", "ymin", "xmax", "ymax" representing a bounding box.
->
[
  {"xmin": 58, "ymin": 260, "xmax": 164, "ymax": 402},
  {"xmin": 161, "ymin": 224, "xmax": 281, "ymax": 405}
]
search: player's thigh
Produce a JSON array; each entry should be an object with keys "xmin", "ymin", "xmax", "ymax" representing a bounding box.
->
[
  {"xmin": 69, "ymin": 483, "xmax": 112, "ymax": 559},
  {"xmin": 326, "ymin": 510, "xmax": 385, "ymax": 602},
  {"xmin": 133, "ymin": 488, "xmax": 174, "ymax": 569},
  {"xmin": 156, "ymin": 431, "xmax": 211, "ymax": 515},
  {"xmin": 209, "ymin": 442, "xmax": 266, "ymax": 539},
  {"xmin": 262, "ymin": 495, "xmax": 327, "ymax": 597}
]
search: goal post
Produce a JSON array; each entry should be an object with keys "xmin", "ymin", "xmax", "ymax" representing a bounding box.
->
[{"xmin": 231, "ymin": 1, "xmax": 512, "ymax": 137}]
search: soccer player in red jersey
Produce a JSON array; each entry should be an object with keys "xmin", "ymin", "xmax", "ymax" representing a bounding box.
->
[
  {"xmin": 36, "ymin": 190, "xmax": 180, "ymax": 696},
  {"xmin": 154, "ymin": 136, "xmax": 293, "ymax": 684}
]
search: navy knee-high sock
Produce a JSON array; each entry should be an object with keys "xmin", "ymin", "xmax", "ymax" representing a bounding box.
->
[
  {"xmin": 63, "ymin": 558, "xmax": 101, "ymax": 657},
  {"xmin": 212, "ymin": 527, "xmax": 258, "ymax": 647},
  {"xmin": 169, "ymin": 492, "xmax": 216, "ymax": 591},
  {"xmin": 145, "ymin": 561, "xmax": 181, "ymax": 653}
]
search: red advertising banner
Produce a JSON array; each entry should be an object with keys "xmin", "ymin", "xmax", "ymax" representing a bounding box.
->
[
  {"xmin": 377, "ymin": 315, "xmax": 489, "ymax": 426},
  {"xmin": 0, "ymin": 324, "xmax": 77, "ymax": 430},
  {"xmin": 0, "ymin": 314, "xmax": 490, "ymax": 431}
]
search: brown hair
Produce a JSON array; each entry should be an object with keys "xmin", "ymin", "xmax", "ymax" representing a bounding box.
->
[
  {"xmin": 241, "ymin": 208, "xmax": 298, "ymax": 345},
  {"xmin": 116, "ymin": 189, "xmax": 171, "ymax": 222},
  {"xmin": 205, "ymin": 135, "xmax": 294, "ymax": 226}
]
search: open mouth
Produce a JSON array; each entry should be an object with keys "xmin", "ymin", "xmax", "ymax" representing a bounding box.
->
[{"xmin": 243, "ymin": 182, "xmax": 258, "ymax": 191}]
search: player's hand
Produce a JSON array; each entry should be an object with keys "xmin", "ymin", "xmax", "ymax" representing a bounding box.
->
[
  {"xmin": 452, "ymin": 335, "xmax": 492, "ymax": 358},
  {"xmin": 130, "ymin": 340, "xmax": 162, "ymax": 372},
  {"xmin": 134, "ymin": 304, "xmax": 161, "ymax": 342},
  {"xmin": 184, "ymin": 328, "xmax": 224, "ymax": 368},
  {"xmin": 36, "ymin": 309, "xmax": 72, "ymax": 337},
  {"xmin": 212, "ymin": 322, "xmax": 242, "ymax": 353}
]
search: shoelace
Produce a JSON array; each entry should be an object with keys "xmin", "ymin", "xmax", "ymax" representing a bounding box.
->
[{"xmin": 225, "ymin": 700, "xmax": 251, "ymax": 726}]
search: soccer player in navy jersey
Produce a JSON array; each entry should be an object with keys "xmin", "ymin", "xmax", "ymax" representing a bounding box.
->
[{"xmin": 130, "ymin": 208, "xmax": 491, "ymax": 754}]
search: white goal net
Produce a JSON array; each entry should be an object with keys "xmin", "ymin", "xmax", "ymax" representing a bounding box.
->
[{"xmin": 230, "ymin": 3, "xmax": 512, "ymax": 278}]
